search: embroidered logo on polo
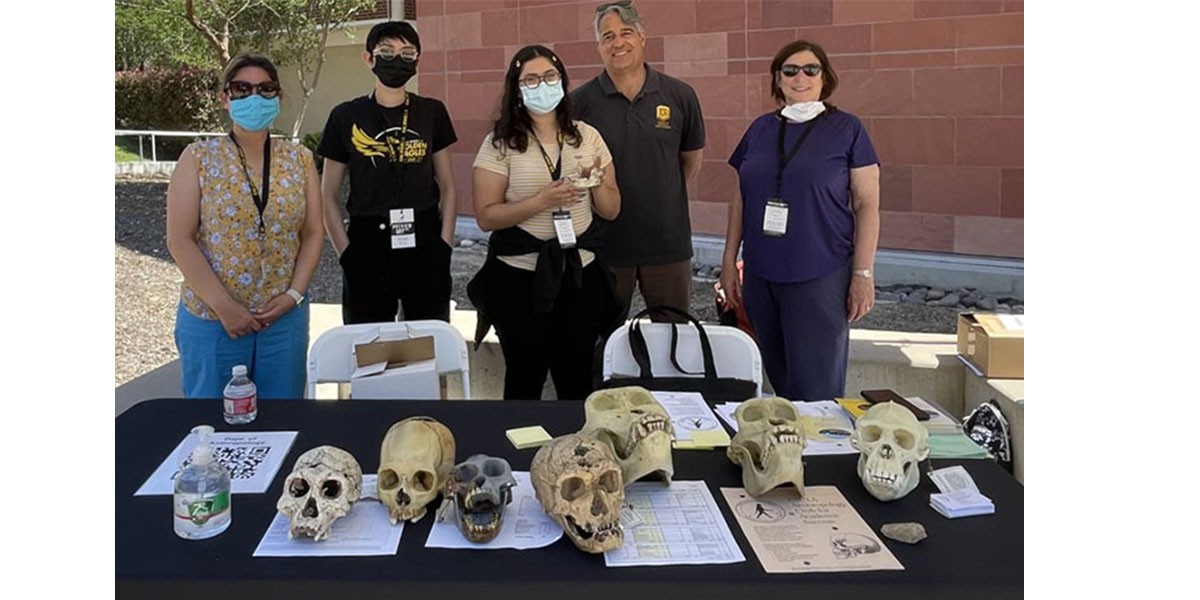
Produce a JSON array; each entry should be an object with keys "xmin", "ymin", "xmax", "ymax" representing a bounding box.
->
[
  {"xmin": 655, "ymin": 104, "xmax": 671, "ymax": 129},
  {"xmin": 351, "ymin": 123, "xmax": 429, "ymax": 166}
]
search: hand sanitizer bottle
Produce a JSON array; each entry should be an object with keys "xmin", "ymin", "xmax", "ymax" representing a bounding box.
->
[{"xmin": 173, "ymin": 425, "xmax": 232, "ymax": 539}]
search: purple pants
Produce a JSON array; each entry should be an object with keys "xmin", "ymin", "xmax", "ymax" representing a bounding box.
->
[{"xmin": 742, "ymin": 263, "xmax": 851, "ymax": 401}]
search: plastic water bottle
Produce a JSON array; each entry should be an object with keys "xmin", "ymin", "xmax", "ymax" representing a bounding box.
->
[
  {"xmin": 223, "ymin": 365, "xmax": 257, "ymax": 425},
  {"xmin": 173, "ymin": 425, "xmax": 232, "ymax": 539}
]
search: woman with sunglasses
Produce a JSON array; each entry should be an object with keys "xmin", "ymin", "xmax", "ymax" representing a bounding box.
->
[
  {"xmin": 719, "ymin": 40, "xmax": 881, "ymax": 401},
  {"xmin": 166, "ymin": 54, "xmax": 324, "ymax": 399},
  {"xmin": 468, "ymin": 44, "xmax": 621, "ymax": 400}
]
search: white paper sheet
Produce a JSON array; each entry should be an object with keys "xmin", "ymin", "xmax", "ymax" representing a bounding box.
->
[
  {"xmin": 603, "ymin": 481, "xmax": 746, "ymax": 567},
  {"xmin": 650, "ymin": 391, "xmax": 723, "ymax": 441},
  {"xmin": 715, "ymin": 401, "xmax": 857, "ymax": 455},
  {"xmin": 425, "ymin": 471, "xmax": 563, "ymax": 550},
  {"xmin": 253, "ymin": 477, "xmax": 404, "ymax": 557},
  {"xmin": 135, "ymin": 430, "xmax": 299, "ymax": 495}
]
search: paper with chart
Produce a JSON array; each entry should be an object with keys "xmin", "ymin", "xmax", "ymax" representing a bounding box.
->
[
  {"xmin": 720, "ymin": 486, "xmax": 903, "ymax": 573},
  {"xmin": 650, "ymin": 391, "xmax": 724, "ymax": 442},
  {"xmin": 604, "ymin": 481, "xmax": 745, "ymax": 567},
  {"xmin": 425, "ymin": 471, "xmax": 563, "ymax": 550},
  {"xmin": 254, "ymin": 476, "xmax": 404, "ymax": 557},
  {"xmin": 136, "ymin": 430, "xmax": 298, "ymax": 495},
  {"xmin": 714, "ymin": 401, "xmax": 857, "ymax": 455}
]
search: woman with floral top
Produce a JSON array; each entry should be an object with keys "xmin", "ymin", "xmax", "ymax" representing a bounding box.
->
[{"xmin": 166, "ymin": 54, "xmax": 324, "ymax": 398}]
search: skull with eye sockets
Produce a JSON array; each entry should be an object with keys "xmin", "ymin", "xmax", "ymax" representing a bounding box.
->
[
  {"xmin": 530, "ymin": 434, "xmax": 624, "ymax": 553},
  {"xmin": 276, "ymin": 446, "xmax": 363, "ymax": 541},
  {"xmin": 447, "ymin": 455, "xmax": 516, "ymax": 543},
  {"xmin": 727, "ymin": 397, "xmax": 806, "ymax": 497},
  {"xmin": 580, "ymin": 386, "xmax": 674, "ymax": 484},
  {"xmin": 378, "ymin": 417, "xmax": 456, "ymax": 524},
  {"xmin": 850, "ymin": 402, "xmax": 930, "ymax": 501}
]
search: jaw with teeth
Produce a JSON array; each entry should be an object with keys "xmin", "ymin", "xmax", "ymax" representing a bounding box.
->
[
  {"xmin": 581, "ymin": 387, "xmax": 676, "ymax": 484},
  {"xmin": 728, "ymin": 397, "xmax": 807, "ymax": 497},
  {"xmin": 455, "ymin": 489, "xmax": 505, "ymax": 543}
]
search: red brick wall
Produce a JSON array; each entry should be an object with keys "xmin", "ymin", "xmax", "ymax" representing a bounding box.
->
[{"xmin": 417, "ymin": 0, "xmax": 1023, "ymax": 258}]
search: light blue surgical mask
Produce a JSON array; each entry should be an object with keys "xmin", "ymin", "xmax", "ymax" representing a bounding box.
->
[
  {"xmin": 229, "ymin": 95, "xmax": 280, "ymax": 132},
  {"xmin": 521, "ymin": 80, "xmax": 564, "ymax": 115}
]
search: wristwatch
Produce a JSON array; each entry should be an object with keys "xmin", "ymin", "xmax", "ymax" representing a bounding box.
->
[
  {"xmin": 286, "ymin": 288, "xmax": 305, "ymax": 305},
  {"xmin": 852, "ymin": 269, "xmax": 873, "ymax": 279}
]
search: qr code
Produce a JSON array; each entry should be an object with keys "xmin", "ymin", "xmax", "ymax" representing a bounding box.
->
[{"xmin": 180, "ymin": 446, "xmax": 271, "ymax": 480}]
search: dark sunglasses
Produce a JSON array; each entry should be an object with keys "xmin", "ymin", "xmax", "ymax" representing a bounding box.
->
[
  {"xmin": 595, "ymin": 0, "xmax": 634, "ymax": 13},
  {"xmin": 780, "ymin": 63, "xmax": 822, "ymax": 78},
  {"xmin": 227, "ymin": 80, "xmax": 281, "ymax": 99}
]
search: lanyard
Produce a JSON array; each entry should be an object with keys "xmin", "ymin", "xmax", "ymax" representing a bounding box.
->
[
  {"xmin": 532, "ymin": 131, "xmax": 564, "ymax": 180},
  {"xmin": 229, "ymin": 132, "xmax": 271, "ymax": 234},
  {"xmin": 373, "ymin": 94, "xmax": 411, "ymax": 196},
  {"xmin": 774, "ymin": 115, "xmax": 818, "ymax": 198}
]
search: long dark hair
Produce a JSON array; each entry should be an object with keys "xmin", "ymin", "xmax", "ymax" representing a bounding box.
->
[
  {"xmin": 769, "ymin": 40, "xmax": 838, "ymax": 110},
  {"xmin": 491, "ymin": 45, "xmax": 582, "ymax": 153}
]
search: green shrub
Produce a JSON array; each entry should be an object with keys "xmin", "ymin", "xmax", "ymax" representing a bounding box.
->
[
  {"xmin": 301, "ymin": 132, "xmax": 324, "ymax": 173},
  {"xmin": 115, "ymin": 68, "xmax": 224, "ymax": 160}
]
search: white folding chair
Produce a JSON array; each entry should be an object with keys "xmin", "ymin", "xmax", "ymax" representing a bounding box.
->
[
  {"xmin": 601, "ymin": 320, "xmax": 763, "ymax": 397},
  {"xmin": 306, "ymin": 321, "xmax": 472, "ymax": 400}
]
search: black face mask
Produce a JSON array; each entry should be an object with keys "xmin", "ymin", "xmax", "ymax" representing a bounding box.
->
[{"xmin": 372, "ymin": 58, "xmax": 417, "ymax": 89}]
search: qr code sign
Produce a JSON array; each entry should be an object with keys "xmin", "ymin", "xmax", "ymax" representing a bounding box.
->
[{"xmin": 180, "ymin": 446, "xmax": 271, "ymax": 480}]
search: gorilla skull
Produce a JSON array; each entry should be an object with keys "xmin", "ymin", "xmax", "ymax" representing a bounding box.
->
[
  {"xmin": 580, "ymin": 386, "xmax": 674, "ymax": 484},
  {"xmin": 727, "ymin": 397, "xmax": 806, "ymax": 497},
  {"xmin": 850, "ymin": 402, "xmax": 930, "ymax": 501},
  {"xmin": 531, "ymin": 434, "xmax": 625, "ymax": 553},
  {"xmin": 448, "ymin": 454, "xmax": 516, "ymax": 543},
  {"xmin": 378, "ymin": 417, "xmax": 456, "ymax": 524},
  {"xmin": 276, "ymin": 445, "xmax": 363, "ymax": 541}
]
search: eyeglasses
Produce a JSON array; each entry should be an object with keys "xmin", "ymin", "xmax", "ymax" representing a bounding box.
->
[
  {"xmin": 520, "ymin": 71, "xmax": 561, "ymax": 90},
  {"xmin": 595, "ymin": 0, "xmax": 634, "ymax": 13},
  {"xmin": 373, "ymin": 47, "xmax": 419, "ymax": 62},
  {"xmin": 226, "ymin": 80, "xmax": 281, "ymax": 100},
  {"xmin": 780, "ymin": 63, "xmax": 822, "ymax": 78}
]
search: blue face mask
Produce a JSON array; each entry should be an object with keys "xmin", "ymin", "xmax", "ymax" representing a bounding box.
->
[
  {"xmin": 229, "ymin": 95, "xmax": 280, "ymax": 132},
  {"xmin": 521, "ymin": 80, "xmax": 564, "ymax": 115}
]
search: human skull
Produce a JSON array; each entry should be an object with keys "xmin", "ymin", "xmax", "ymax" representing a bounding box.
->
[
  {"xmin": 727, "ymin": 397, "xmax": 805, "ymax": 497},
  {"xmin": 448, "ymin": 454, "xmax": 516, "ymax": 543},
  {"xmin": 579, "ymin": 386, "xmax": 674, "ymax": 484},
  {"xmin": 850, "ymin": 402, "xmax": 930, "ymax": 501},
  {"xmin": 530, "ymin": 434, "xmax": 625, "ymax": 553},
  {"xmin": 830, "ymin": 533, "xmax": 882, "ymax": 559},
  {"xmin": 378, "ymin": 417, "xmax": 456, "ymax": 524},
  {"xmin": 276, "ymin": 446, "xmax": 363, "ymax": 541}
]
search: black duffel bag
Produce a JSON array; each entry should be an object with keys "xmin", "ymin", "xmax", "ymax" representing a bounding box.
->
[{"xmin": 597, "ymin": 305, "xmax": 758, "ymax": 403}]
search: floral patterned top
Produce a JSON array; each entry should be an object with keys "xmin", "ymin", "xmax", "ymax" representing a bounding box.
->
[{"xmin": 180, "ymin": 136, "xmax": 314, "ymax": 319}]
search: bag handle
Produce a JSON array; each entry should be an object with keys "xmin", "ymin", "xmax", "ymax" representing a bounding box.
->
[{"xmin": 626, "ymin": 305, "xmax": 719, "ymax": 380}]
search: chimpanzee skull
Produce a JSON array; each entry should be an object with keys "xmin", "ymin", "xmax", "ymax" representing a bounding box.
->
[
  {"xmin": 531, "ymin": 434, "xmax": 625, "ymax": 553},
  {"xmin": 276, "ymin": 446, "xmax": 363, "ymax": 541},
  {"xmin": 727, "ymin": 397, "xmax": 805, "ymax": 497},
  {"xmin": 850, "ymin": 402, "xmax": 930, "ymax": 501},
  {"xmin": 378, "ymin": 417, "xmax": 456, "ymax": 524},
  {"xmin": 580, "ymin": 386, "xmax": 674, "ymax": 484},
  {"xmin": 448, "ymin": 454, "xmax": 516, "ymax": 543}
]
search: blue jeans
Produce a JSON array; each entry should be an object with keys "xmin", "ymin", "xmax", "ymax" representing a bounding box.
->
[{"xmin": 174, "ymin": 302, "xmax": 310, "ymax": 399}]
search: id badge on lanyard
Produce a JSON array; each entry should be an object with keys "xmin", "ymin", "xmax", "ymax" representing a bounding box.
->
[
  {"xmin": 389, "ymin": 208, "xmax": 416, "ymax": 249},
  {"xmin": 553, "ymin": 210, "xmax": 577, "ymax": 248},
  {"xmin": 763, "ymin": 199, "xmax": 789, "ymax": 237}
]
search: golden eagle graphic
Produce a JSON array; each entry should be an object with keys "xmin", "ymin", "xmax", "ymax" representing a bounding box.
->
[{"xmin": 352, "ymin": 123, "xmax": 403, "ymax": 163}]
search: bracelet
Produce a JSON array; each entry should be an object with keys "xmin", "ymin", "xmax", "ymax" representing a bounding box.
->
[
  {"xmin": 285, "ymin": 288, "xmax": 305, "ymax": 305},
  {"xmin": 852, "ymin": 269, "xmax": 873, "ymax": 279}
]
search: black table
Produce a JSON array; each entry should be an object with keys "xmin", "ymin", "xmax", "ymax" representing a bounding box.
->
[{"xmin": 116, "ymin": 399, "xmax": 1023, "ymax": 599}]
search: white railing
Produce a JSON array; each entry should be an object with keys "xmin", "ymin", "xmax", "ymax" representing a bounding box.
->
[{"xmin": 115, "ymin": 129, "xmax": 226, "ymax": 162}]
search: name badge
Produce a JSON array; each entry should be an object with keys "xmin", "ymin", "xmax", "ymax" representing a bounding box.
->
[
  {"xmin": 552, "ymin": 211, "xmax": 576, "ymax": 248},
  {"xmin": 763, "ymin": 199, "xmax": 788, "ymax": 237},
  {"xmin": 389, "ymin": 208, "xmax": 416, "ymax": 249}
]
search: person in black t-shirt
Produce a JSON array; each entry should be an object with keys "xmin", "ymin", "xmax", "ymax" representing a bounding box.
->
[{"xmin": 318, "ymin": 21, "xmax": 458, "ymax": 324}]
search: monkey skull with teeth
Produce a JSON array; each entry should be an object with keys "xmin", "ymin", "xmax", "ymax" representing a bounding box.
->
[
  {"xmin": 579, "ymin": 386, "xmax": 675, "ymax": 484},
  {"xmin": 850, "ymin": 402, "xmax": 929, "ymax": 501},
  {"xmin": 276, "ymin": 446, "xmax": 363, "ymax": 542},
  {"xmin": 447, "ymin": 455, "xmax": 516, "ymax": 543},
  {"xmin": 531, "ymin": 434, "xmax": 625, "ymax": 553},
  {"xmin": 727, "ymin": 397, "xmax": 806, "ymax": 497}
]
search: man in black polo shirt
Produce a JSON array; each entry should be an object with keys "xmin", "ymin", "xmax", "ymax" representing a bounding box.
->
[
  {"xmin": 572, "ymin": 0, "xmax": 705, "ymax": 319},
  {"xmin": 319, "ymin": 21, "xmax": 458, "ymax": 324}
]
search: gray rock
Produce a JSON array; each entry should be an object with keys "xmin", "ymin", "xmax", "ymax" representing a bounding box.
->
[
  {"xmin": 1013, "ymin": 304, "xmax": 1023, "ymax": 314},
  {"xmin": 925, "ymin": 288, "xmax": 946, "ymax": 301},
  {"xmin": 995, "ymin": 304, "xmax": 1012, "ymax": 314},
  {"xmin": 881, "ymin": 522, "xmax": 927, "ymax": 544},
  {"xmin": 697, "ymin": 266, "xmax": 713, "ymax": 279},
  {"xmin": 876, "ymin": 291, "xmax": 901, "ymax": 304},
  {"xmin": 977, "ymin": 297, "xmax": 997, "ymax": 311},
  {"xmin": 459, "ymin": 239, "xmax": 475, "ymax": 248},
  {"xmin": 907, "ymin": 288, "xmax": 928, "ymax": 302},
  {"xmin": 893, "ymin": 285, "xmax": 913, "ymax": 295},
  {"xmin": 961, "ymin": 293, "xmax": 980, "ymax": 308},
  {"xmin": 926, "ymin": 299, "xmax": 941, "ymax": 306},
  {"xmin": 937, "ymin": 293, "xmax": 961, "ymax": 307},
  {"xmin": 712, "ymin": 266, "xmax": 722, "ymax": 279}
]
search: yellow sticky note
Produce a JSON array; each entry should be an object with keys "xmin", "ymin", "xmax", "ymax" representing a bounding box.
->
[
  {"xmin": 691, "ymin": 429, "xmax": 732, "ymax": 447},
  {"xmin": 506, "ymin": 426, "xmax": 552, "ymax": 450},
  {"xmin": 673, "ymin": 439, "xmax": 711, "ymax": 450}
]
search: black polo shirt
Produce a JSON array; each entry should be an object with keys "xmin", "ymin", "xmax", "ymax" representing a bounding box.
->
[
  {"xmin": 572, "ymin": 64, "xmax": 705, "ymax": 267},
  {"xmin": 318, "ymin": 93, "xmax": 456, "ymax": 218}
]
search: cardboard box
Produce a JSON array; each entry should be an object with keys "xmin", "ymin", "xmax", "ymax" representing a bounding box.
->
[
  {"xmin": 956, "ymin": 313, "xmax": 1024, "ymax": 379},
  {"xmin": 350, "ymin": 336, "xmax": 440, "ymax": 399}
]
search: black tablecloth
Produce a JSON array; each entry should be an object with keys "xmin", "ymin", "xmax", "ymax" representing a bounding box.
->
[{"xmin": 116, "ymin": 399, "xmax": 1023, "ymax": 599}]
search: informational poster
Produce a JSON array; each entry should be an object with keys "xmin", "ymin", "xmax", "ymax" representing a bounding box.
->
[
  {"xmin": 136, "ymin": 431, "xmax": 298, "ymax": 495},
  {"xmin": 720, "ymin": 486, "xmax": 903, "ymax": 573},
  {"xmin": 604, "ymin": 481, "xmax": 745, "ymax": 567},
  {"xmin": 651, "ymin": 391, "xmax": 724, "ymax": 442},
  {"xmin": 425, "ymin": 472, "xmax": 563, "ymax": 550}
]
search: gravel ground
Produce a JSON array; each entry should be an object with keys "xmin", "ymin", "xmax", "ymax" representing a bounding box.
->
[{"xmin": 116, "ymin": 180, "xmax": 964, "ymax": 387}]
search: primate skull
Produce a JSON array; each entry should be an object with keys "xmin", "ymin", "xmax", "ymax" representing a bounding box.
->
[
  {"xmin": 727, "ymin": 397, "xmax": 806, "ymax": 497},
  {"xmin": 276, "ymin": 445, "xmax": 363, "ymax": 541},
  {"xmin": 531, "ymin": 434, "xmax": 625, "ymax": 553},
  {"xmin": 580, "ymin": 386, "xmax": 674, "ymax": 484},
  {"xmin": 850, "ymin": 402, "xmax": 930, "ymax": 501},
  {"xmin": 378, "ymin": 417, "xmax": 456, "ymax": 524},
  {"xmin": 448, "ymin": 454, "xmax": 516, "ymax": 543},
  {"xmin": 830, "ymin": 533, "xmax": 882, "ymax": 559}
]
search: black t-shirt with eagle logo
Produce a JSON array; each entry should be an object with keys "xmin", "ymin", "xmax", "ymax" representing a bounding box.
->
[{"xmin": 318, "ymin": 93, "xmax": 457, "ymax": 217}]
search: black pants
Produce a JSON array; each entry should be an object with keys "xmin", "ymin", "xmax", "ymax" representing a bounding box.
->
[
  {"xmin": 486, "ymin": 260, "xmax": 610, "ymax": 400},
  {"xmin": 340, "ymin": 209, "xmax": 452, "ymax": 324}
]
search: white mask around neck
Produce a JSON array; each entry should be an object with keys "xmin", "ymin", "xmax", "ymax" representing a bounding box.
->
[{"xmin": 781, "ymin": 101, "xmax": 826, "ymax": 123}]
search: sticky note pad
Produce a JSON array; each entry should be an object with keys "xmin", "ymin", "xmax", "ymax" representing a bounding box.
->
[
  {"xmin": 691, "ymin": 429, "xmax": 731, "ymax": 447},
  {"xmin": 673, "ymin": 439, "xmax": 711, "ymax": 451},
  {"xmin": 506, "ymin": 426, "xmax": 552, "ymax": 450}
]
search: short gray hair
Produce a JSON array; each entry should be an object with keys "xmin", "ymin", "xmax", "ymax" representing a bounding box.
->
[{"xmin": 593, "ymin": 1, "xmax": 645, "ymax": 40}]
